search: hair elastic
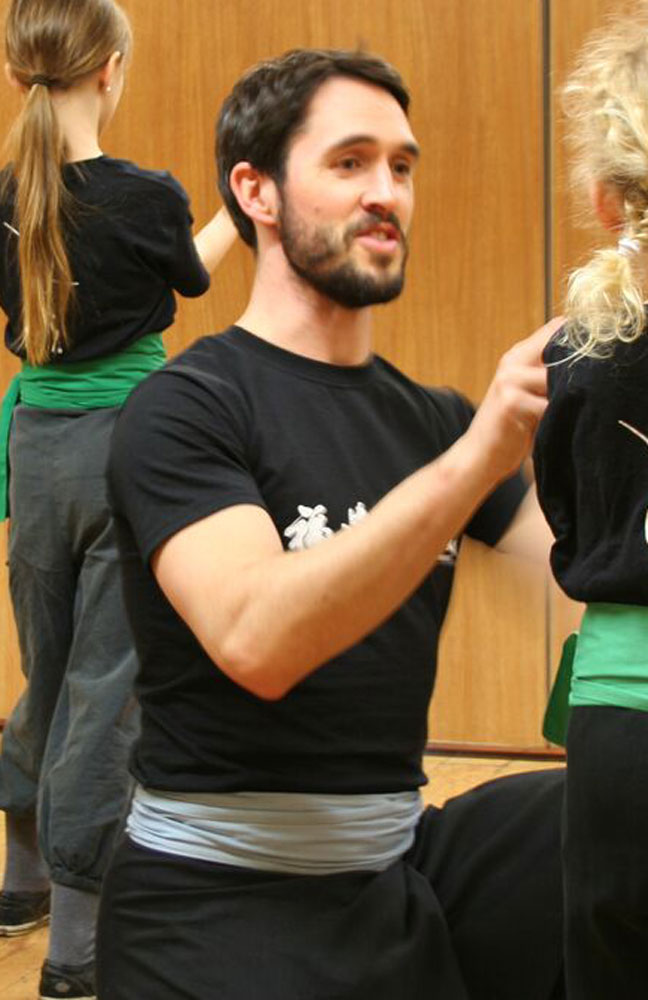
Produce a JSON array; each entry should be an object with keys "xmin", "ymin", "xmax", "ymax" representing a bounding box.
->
[
  {"xmin": 617, "ymin": 236, "xmax": 642, "ymax": 257},
  {"xmin": 29, "ymin": 74, "xmax": 53, "ymax": 88}
]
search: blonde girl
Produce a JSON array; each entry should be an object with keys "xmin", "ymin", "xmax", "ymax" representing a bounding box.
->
[
  {"xmin": 534, "ymin": 8, "xmax": 648, "ymax": 997},
  {"xmin": 0, "ymin": 2, "xmax": 235, "ymax": 998}
]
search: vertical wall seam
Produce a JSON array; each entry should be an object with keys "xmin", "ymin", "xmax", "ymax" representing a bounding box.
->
[{"xmin": 541, "ymin": 0, "xmax": 554, "ymax": 724}]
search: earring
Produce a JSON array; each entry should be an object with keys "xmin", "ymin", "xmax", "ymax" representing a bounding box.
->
[{"xmin": 106, "ymin": 85, "xmax": 112, "ymax": 93}]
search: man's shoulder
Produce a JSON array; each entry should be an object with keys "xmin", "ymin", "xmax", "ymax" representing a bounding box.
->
[
  {"xmin": 165, "ymin": 327, "xmax": 240, "ymax": 375},
  {"xmin": 374, "ymin": 356, "xmax": 475, "ymax": 427},
  {"xmin": 121, "ymin": 328, "xmax": 246, "ymax": 415}
]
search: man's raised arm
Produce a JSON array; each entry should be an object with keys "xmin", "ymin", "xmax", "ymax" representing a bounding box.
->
[{"xmin": 152, "ymin": 318, "xmax": 561, "ymax": 700}]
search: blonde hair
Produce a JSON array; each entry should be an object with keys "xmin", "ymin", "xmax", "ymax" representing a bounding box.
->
[
  {"xmin": 561, "ymin": 5, "xmax": 648, "ymax": 359},
  {"xmin": 3, "ymin": 0, "xmax": 131, "ymax": 365}
]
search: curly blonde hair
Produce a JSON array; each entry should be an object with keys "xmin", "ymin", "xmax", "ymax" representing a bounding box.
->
[{"xmin": 562, "ymin": 5, "xmax": 648, "ymax": 358}]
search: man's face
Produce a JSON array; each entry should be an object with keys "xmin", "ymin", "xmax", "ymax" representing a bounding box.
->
[{"xmin": 276, "ymin": 76, "xmax": 419, "ymax": 309}]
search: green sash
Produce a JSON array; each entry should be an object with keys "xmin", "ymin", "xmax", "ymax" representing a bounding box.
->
[
  {"xmin": 0, "ymin": 332, "xmax": 166, "ymax": 521},
  {"xmin": 543, "ymin": 603, "xmax": 648, "ymax": 746},
  {"xmin": 543, "ymin": 631, "xmax": 577, "ymax": 747}
]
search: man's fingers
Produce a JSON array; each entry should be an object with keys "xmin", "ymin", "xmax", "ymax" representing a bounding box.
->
[
  {"xmin": 505, "ymin": 365, "xmax": 548, "ymax": 396},
  {"xmin": 507, "ymin": 315, "xmax": 565, "ymax": 364},
  {"xmin": 470, "ymin": 315, "xmax": 563, "ymax": 479},
  {"xmin": 490, "ymin": 364, "xmax": 548, "ymax": 406}
]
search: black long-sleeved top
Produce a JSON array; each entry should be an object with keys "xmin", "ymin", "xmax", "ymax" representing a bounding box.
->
[{"xmin": 534, "ymin": 330, "xmax": 648, "ymax": 605}]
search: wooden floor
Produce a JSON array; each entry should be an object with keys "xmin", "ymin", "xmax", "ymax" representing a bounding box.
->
[{"xmin": 0, "ymin": 754, "xmax": 564, "ymax": 1000}]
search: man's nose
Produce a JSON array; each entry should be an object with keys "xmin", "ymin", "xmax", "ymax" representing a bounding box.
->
[{"xmin": 360, "ymin": 164, "xmax": 398, "ymax": 214}]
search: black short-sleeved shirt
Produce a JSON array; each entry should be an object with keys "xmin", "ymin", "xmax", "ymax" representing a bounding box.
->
[
  {"xmin": 109, "ymin": 326, "xmax": 527, "ymax": 795},
  {"xmin": 0, "ymin": 156, "xmax": 209, "ymax": 361},
  {"xmin": 534, "ymin": 330, "xmax": 648, "ymax": 604}
]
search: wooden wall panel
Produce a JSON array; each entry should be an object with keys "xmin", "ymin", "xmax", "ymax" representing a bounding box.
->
[
  {"xmin": 0, "ymin": 0, "xmax": 547, "ymax": 739},
  {"xmin": 0, "ymin": 528, "xmax": 21, "ymax": 720},
  {"xmin": 419, "ymin": 2, "xmax": 548, "ymax": 746},
  {"xmin": 0, "ymin": 45, "xmax": 22, "ymax": 717},
  {"xmin": 0, "ymin": 0, "xmax": 568, "ymax": 749},
  {"xmin": 551, "ymin": 0, "xmax": 623, "ymax": 309}
]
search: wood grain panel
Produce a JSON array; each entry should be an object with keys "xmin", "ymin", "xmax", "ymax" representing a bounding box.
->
[
  {"xmin": 0, "ymin": 0, "xmax": 546, "ymax": 744},
  {"xmin": 421, "ymin": 2, "xmax": 547, "ymax": 745},
  {"xmin": 0, "ymin": 524, "xmax": 22, "ymax": 719},
  {"xmin": 431, "ymin": 543, "xmax": 549, "ymax": 747},
  {"xmin": 551, "ymin": 0, "xmax": 624, "ymax": 312}
]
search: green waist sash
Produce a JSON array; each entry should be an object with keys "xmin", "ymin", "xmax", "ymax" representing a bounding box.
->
[
  {"xmin": 543, "ymin": 603, "xmax": 648, "ymax": 746},
  {"xmin": 0, "ymin": 332, "xmax": 166, "ymax": 521}
]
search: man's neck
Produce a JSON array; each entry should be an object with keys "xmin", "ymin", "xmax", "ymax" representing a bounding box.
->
[{"xmin": 236, "ymin": 248, "xmax": 373, "ymax": 366}]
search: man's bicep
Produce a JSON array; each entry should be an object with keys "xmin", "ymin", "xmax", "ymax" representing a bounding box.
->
[{"xmin": 152, "ymin": 503, "xmax": 284, "ymax": 655}]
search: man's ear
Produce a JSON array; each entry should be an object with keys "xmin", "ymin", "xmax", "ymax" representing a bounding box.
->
[
  {"xmin": 589, "ymin": 179, "xmax": 625, "ymax": 231},
  {"xmin": 229, "ymin": 162, "xmax": 279, "ymax": 236}
]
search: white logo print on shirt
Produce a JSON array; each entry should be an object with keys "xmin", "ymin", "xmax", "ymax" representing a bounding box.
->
[
  {"xmin": 283, "ymin": 502, "xmax": 368, "ymax": 550},
  {"xmin": 284, "ymin": 505, "xmax": 334, "ymax": 550},
  {"xmin": 283, "ymin": 500, "xmax": 455, "ymax": 563},
  {"xmin": 341, "ymin": 502, "xmax": 368, "ymax": 529},
  {"xmin": 618, "ymin": 420, "xmax": 648, "ymax": 545}
]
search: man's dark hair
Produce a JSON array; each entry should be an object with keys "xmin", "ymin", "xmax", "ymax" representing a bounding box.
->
[{"xmin": 216, "ymin": 48, "xmax": 410, "ymax": 248}]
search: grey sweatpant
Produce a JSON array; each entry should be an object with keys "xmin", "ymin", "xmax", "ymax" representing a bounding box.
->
[{"xmin": 0, "ymin": 405, "xmax": 139, "ymax": 892}]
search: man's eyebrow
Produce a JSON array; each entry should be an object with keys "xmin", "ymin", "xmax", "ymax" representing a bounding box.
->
[{"xmin": 324, "ymin": 134, "xmax": 421, "ymax": 159}]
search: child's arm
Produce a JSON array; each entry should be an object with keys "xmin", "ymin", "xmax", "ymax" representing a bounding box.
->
[{"xmin": 194, "ymin": 207, "xmax": 238, "ymax": 274}]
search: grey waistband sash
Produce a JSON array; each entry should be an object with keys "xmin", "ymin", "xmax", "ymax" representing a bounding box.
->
[{"xmin": 127, "ymin": 785, "xmax": 423, "ymax": 875}]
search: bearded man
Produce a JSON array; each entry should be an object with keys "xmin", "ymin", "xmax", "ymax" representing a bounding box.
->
[{"xmin": 97, "ymin": 49, "xmax": 565, "ymax": 1000}]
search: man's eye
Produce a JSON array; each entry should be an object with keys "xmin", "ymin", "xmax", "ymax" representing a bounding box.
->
[
  {"xmin": 337, "ymin": 157, "xmax": 361, "ymax": 171},
  {"xmin": 393, "ymin": 160, "xmax": 412, "ymax": 177}
]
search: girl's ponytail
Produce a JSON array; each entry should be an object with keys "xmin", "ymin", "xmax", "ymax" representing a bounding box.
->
[
  {"xmin": 563, "ymin": 233, "xmax": 647, "ymax": 359},
  {"xmin": 8, "ymin": 80, "xmax": 74, "ymax": 364},
  {"xmin": 3, "ymin": 0, "xmax": 131, "ymax": 366}
]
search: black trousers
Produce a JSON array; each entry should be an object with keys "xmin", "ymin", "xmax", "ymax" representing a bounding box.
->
[
  {"xmin": 96, "ymin": 769, "xmax": 566, "ymax": 1000},
  {"xmin": 564, "ymin": 706, "xmax": 648, "ymax": 999}
]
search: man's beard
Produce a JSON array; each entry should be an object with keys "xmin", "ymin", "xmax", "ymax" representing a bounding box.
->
[{"xmin": 277, "ymin": 198, "xmax": 408, "ymax": 309}]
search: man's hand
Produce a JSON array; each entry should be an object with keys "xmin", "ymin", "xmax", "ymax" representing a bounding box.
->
[{"xmin": 464, "ymin": 316, "xmax": 564, "ymax": 483}]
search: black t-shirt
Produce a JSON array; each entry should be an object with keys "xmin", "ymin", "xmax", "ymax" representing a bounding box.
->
[
  {"xmin": 0, "ymin": 155, "xmax": 209, "ymax": 361},
  {"xmin": 109, "ymin": 326, "xmax": 527, "ymax": 795},
  {"xmin": 534, "ymin": 331, "xmax": 648, "ymax": 604}
]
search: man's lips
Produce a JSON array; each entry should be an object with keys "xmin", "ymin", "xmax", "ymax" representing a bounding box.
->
[
  {"xmin": 354, "ymin": 224, "xmax": 401, "ymax": 253},
  {"xmin": 354, "ymin": 222, "xmax": 401, "ymax": 242}
]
